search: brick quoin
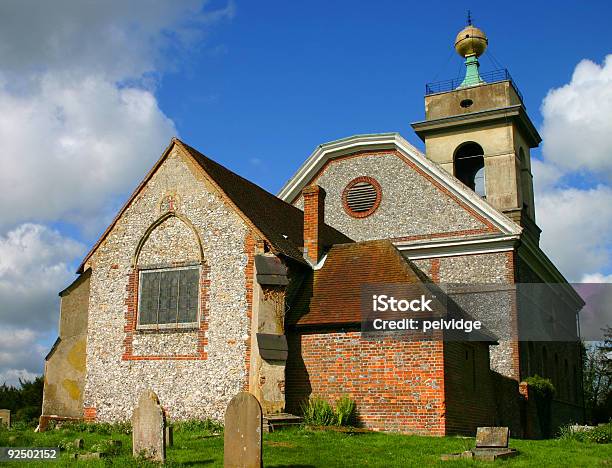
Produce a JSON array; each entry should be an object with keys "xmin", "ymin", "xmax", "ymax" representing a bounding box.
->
[
  {"xmin": 286, "ymin": 331, "xmax": 446, "ymax": 435},
  {"xmin": 83, "ymin": 407, "xmax": 97, "ymax": 422},
  {"xmin": 243, "ymin": 231, "xmax": 256, "ymax": 391}
]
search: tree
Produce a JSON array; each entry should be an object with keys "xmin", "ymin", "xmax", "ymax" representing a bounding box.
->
[
  {"xmin": 0, "ymin": 376, "xmax": 44, "ymax": 425},
  {"xmin": 583, "ymin": 327, "xmax": 612, "ymax": 423}
]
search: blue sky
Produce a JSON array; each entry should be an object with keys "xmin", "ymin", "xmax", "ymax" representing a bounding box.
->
[
  {"xmin": 156, "ymin": 1, "xmax": 612, "ymax": 191},
  {"xmin": 0, "ymin": 0, "xmax": 611, "ymax": 385}
]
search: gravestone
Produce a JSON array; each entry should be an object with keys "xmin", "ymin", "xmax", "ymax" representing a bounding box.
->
[
  {"xmin": 0, "ymin": 409, "xmax": 10, "ymax": 428},
  {"xmin": 441, "ymin": 427, "xmax": 517, "ymax": 462},
  {"xmin": 132, "ymin": 390, "xmax": 165, "ymax": 462},
  {"xmin": 165, "ymin": 426, "xmax": 174, "ymax": 447},
  {"xmin": 475, "ymin": 426, "xmax": 509, "ymax": 448},
  {"xmin": 224, "ymin": 392, "xmax": 262, "ymax": 468}
]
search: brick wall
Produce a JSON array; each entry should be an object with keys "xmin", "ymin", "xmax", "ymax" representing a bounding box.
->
[
  {"xmin": 443, "ymin": 341, "xmax": 496, "ymax": 435},
  {"xmin": 286, "ymin": 330, "xmax": 446, "ymax": 435}
]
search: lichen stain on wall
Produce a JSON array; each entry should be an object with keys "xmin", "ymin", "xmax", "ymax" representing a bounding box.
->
[
  {"xmin": 67, "ymin": 340, "xmax": 86, "ymax": 372},
  {"xmin": 62, "ymin": 379, "xmax": 82, "ymax": 401}
]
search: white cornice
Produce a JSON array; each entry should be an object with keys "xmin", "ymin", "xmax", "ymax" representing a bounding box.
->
[
  {"xmin": 396, "ymin": 234, "xmax": 520, "ymax": 259},
  {"xmin": 278, "ymin": 132, "xmax": 522, "ymax": 237}
]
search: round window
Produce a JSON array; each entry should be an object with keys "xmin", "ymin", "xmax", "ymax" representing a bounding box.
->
[{"xmin": 342, "ymin": 177, "xmax": 382, "ymax": 218}]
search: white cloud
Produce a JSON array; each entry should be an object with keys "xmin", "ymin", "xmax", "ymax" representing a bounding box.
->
[
  {"xmin": 540, "ymin": 55, "xmax": 612, "ymax": 179},
  {"xmin": 0, "ymin": 223, "xmax": 85, "ymax": 329},
  {"xmin": 0, "ymin": 73, "xmax": 176, "ymax": 230},
  {"xmin": 0, "ymin": 0, "xmax": 235, "ymax": 81},
  {"xmin": 534, "ymin": 55, "xmax": 612, "ymax": 283},
  {"xmin": 0, "ymin": 369, "xmax": 40, "ymax": 387},
  {"xmin": 0, "ymin": 327, "xmax": 46, "ymax": 386},
  {"xmin": 536, "ymin": 184, "xmax": 612, "ymax": 282},
  {"xmin": 0, "ymin": 222, "xmax": 85, "ymax": 385},
  {"xmin": 580, "ymin": 273, "xmax": 612, "ymax": 283}
]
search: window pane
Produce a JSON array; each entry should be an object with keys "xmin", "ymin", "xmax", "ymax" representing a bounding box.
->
[
  {"xmin": 139, "ymin": 272, "xmax": 160, "ymax": 325},
  {"xmin": 158, "ymin": 270, "xmax": 179, "ymax": 324},
  {"xmin": 178, "ymin": 268, "xmax": 199, "ymax": 323}
]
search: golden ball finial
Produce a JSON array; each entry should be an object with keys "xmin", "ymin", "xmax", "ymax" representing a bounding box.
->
[{"xmin": 454, "ymin": 24, "xmax": 488, "ymax": 58}]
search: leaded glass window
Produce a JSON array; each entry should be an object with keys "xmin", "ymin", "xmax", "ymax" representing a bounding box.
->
[{"xmin": 138, "ymin": 266, "xmax": 199, "ymax": 328}]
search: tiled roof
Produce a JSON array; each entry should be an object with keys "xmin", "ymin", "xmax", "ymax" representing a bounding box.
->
[
  {"xmin": 179, "ymin": 140, "xmax": 352, "ymax": 264},
  {"xmin": 287, "ymin": 240, "xmax": 424, "ymax": 326},
  {"xmin": 287, "ymin": 239, "xmax": 497, "ymax": 342}
]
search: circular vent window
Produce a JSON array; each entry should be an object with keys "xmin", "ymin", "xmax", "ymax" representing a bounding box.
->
[{"xmin": 342, "ymin": 177, "xmax": 382, "ymax": 218}]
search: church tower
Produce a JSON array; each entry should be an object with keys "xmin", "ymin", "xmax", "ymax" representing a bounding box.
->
[{"xmin": 411, "ymin": 20, "xmax": 541, "ymax": 241}]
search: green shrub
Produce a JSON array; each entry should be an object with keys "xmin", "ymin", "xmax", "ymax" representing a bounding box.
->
[
  {"xmin": 301, "ymin": 397, "xmax": 335, "ymax": 426},
  {"xmin": 173, "ymin": 419, "xmax": 223, "ymax": 433},
  {"xmin": 558, "ymin": 422, "xmax": 612, "ymax": 444},
  {"xmin": 301, "ymin": 396, "xmax": 357, "ymax": 427},
  {"xmin": 587, "ymin": 424, "xmax": 612, "ymax": 444},
  {"xmin": 525, "ymin": 375, "xmax": 556, "ymax": 400},
  {"xmin": 334, "ymin": 396, "xmax": 356, "ymax": 427}
]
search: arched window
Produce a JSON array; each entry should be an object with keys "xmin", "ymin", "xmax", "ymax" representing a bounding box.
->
[{"xmin": 454, "ymin": 142, "xmax": 486, "ymax": 198}]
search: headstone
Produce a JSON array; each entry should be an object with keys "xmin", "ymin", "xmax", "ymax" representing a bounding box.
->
[
  {"xmin": 475, "ymin": 426, "xmax": 509, "ymax": 448},
  {"xmin": 0, "ymin": 409, "xmax": 10, "ymax": 428},
  {"xmin": 74, "ymin": 438, "xmax": 84, "ymax": 449},
  {"xmin": 132, "ymin": 390, "xmax": 165, "ymax": 462},
  {"xmin": 165, "ymin": 426, "xmax": 174, "ymax": 447},
  {"xmin": 441, "ymin": 427, "xmax": 517, "ymax": 462},
  {"xmin": 224, "ymin": 392, "xmax": 262, "ymax": 468}
]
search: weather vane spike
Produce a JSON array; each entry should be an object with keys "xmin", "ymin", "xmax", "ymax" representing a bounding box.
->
[{"xmin": 467, "ymin": 10, "xmax": 472, "ymax": 26}]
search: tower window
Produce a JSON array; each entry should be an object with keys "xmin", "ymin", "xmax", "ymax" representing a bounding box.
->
[{"xmin": 454, "ymin": 142, "xmax": 486, "ymax": 197}]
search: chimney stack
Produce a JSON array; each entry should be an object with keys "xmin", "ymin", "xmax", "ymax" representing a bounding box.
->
[{"xmin": 302, "ymin": 185, "xmax": 326, "ymax": 265}]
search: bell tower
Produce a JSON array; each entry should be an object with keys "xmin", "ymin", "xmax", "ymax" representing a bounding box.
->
[{"xmin": 411, "ymin": 19, "xmax": 541, "ymax": 241}]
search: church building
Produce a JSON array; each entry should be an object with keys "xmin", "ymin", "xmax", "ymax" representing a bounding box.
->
[{"xmin": 42, "ymin": 23, "xmax": 584, "ymax": 436}]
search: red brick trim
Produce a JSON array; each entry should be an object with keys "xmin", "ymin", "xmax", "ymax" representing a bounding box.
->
[
  {"xmin": 122, "ymin": 263, "xmax": 210, "ymax": 361},
  {"xmin": 506, "ymin": 251, "xmax": 521, "ymax": 380},
  {"xmin": 431, "ymin": 258, "xmax": 441, "ymax": 283},
  {"xmin": 291, "ymin": 150, "xmax": 498, "ymax": 233},
  {"xmin": 83, "ymin": 407, "xmax": 97, "ymax": 422},
  {"xmin": 341, "ymin": 176, "xmax": 382, "ymax": 218},
  {"xmin": 243, "ymin": 232, "xmax": 256, "ymax": 391}
]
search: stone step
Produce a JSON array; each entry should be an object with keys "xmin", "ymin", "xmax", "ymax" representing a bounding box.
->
[{"xmin": 262, "ymin": 413, "xmax": 303, "ymax": 432}]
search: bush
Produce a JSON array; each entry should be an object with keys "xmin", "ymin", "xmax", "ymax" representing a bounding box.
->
[
  {"xmin": 334, "ymin": 396, "xmax": 356, "ymax": 427},
  {"xmin": 525, "ymin": 375, "xmax": 556, "ymax": 400},
  {"xmin": 301, "ymin": 398, "xmax": 335, "ymax": 426},
  {"xmin": 558, "ymin": 422, "xmax": 612, "ymax": 444},
  {"xmin": 301, "ymin": 396, "xmax": 357, "ymax": 427}
]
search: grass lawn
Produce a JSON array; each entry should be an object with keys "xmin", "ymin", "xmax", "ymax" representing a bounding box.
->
[{"xmin": 1, "ymin": 425, "xmax": 610, "ymax": 467}]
